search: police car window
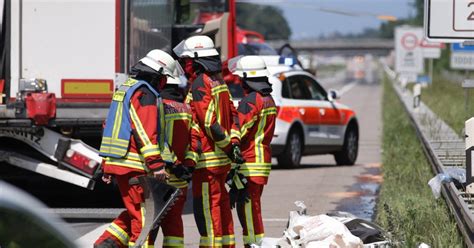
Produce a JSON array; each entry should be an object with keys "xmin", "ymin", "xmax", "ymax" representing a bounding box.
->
[
  {"xmin": 299, "ymin": 75, "xmax": 327, "ymax": 101},
  {"xmin": 287, "ymin": 76, "xmax": 311, "ymax": 100},
  {"xmin": 281, "ymin": 77, "xmax": 290, "ymax": 98}
]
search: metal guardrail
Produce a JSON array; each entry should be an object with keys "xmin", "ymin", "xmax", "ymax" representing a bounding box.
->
[{"xmin": 384, "ymin": 65, "xmax": 474, "ymax": 247}]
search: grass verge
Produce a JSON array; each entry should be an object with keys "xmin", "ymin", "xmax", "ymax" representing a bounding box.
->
[
  {"xmin": 375, "ymin": 75, "xmax": 463, "ymax": 247},
  {"xmin": 409, "ymin": 75, "xmax": 470, "ymax": 135}
]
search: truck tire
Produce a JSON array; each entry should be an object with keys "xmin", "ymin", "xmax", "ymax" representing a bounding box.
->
[
  {"xmin": 277, "ymin": 129, "xmax": 302, "ymax": 168},
  {"xmin": 334, "ymin": 126, "xmax": 358, "ymax": 165}
]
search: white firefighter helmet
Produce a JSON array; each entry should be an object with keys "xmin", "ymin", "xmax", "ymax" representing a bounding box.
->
[
  {"xmin": 139, "ymin": 49, "xmax": 176, "ymax": 78},
  {"xmin": 228, "ymin": 55, "xmax": 269, "ymax": 78},
  {"xmin": 166, "ymin": 61, "xmax": 188, "ymax": 88},
  {"xmin": 173, "ymin": 35, "xmax": 219, "ymax": 58}
]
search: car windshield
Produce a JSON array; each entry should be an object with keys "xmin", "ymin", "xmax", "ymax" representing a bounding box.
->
[{"xmin": 238, "ymin": 43, "xmax": 278, "ymax": 56}]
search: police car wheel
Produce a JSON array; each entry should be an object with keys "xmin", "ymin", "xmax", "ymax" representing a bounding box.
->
[
  {"xmin": 278, "ymin": 130, "xmax": 302, "ymax": 168},
  {"xmin": 335, "ymin": 126, "xmax": 358, "ymax": 166}
]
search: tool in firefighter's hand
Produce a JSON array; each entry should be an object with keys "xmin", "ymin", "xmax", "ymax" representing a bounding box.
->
[
  {"xmin": 230, "ymin": 143, "xmax": 245, "ymax": 164},
  {"xmin": 128, "ymin": 175, "xmax": 181, "ymax": 248},
  {"xmin": 228, "ymin": 174, "xmax": 250, "ymax": 209},
  {"xmin": 226, "ymin": 165, "xmax": 250, "ymax": 208},
  {"xmin": 165, "ymin": 161, "xmax": 194, "ymax": 182}
]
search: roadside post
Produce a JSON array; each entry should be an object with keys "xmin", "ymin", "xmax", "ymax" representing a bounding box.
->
[
  {"xmin": 400, "ymin": 77, "xmax": 408, "ymax": 93},
  {"xmin": 465, "ymin": 118, "xmax": 474, "ymax": 193},
  {"xmin": 413, "ymin": 83, "xmax": 421, "ymax": 109}
]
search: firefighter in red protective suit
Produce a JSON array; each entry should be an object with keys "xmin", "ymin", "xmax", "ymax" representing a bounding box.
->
[
  {"xmin": 158, "ymin": 71, "xmax": 194, "ymax": 248},
  {"xmin": 228, "ymin": 56, "xmax": 277, "ymax": 247},
  {"xmin": 94, "ymin": 49, "xmax": 176, "ymax": 248},
  {"xmin": 173, "ymin": 35, "xmax": 243, "ymax": 248}
]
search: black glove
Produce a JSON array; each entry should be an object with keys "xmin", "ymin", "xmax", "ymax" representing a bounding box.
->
[
  {"xmin": 229, "ymin": 185, "xmax": 239, "ymax": 209},
  {"xmin": 226, "ymin": 167, "xmax": 238, "ymax": 186},
  {"xmin": 237, "ymin": 186, "xmax": 250, "ymax": 205},
  {"xmin": 227, "ymin": 168, "xmax": 249, "ymax": 209},
  {"xmin": 228, "ymin": 181, "xmax": 250, "ymax": 209},
  {"xmin": 230, "ymin": 143, "xmax": 245, "ymax": 164},
  {"xmin": 171, "ymin": 163, "xmax": 194, "ymax": 182}
]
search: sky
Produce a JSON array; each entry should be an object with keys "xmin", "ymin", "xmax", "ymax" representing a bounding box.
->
[{"xmin": 250, "ymin": 0, "xmax": 414, "ymax": 40}]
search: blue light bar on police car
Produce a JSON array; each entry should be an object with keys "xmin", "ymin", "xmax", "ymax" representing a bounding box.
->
[{"xmin": 278, "ymin": 56, "xmax": 296, "ymax": 66}]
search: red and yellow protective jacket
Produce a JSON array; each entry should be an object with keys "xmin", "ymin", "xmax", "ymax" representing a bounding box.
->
[
  {"xmin": 103, "ymin": 85, "xmax": 165, "ymax": 175},
  {"xmin": 161, "ymin": 88, "xmax": 192, "ymax": 189},
  {"xmin": 237, "ymin": 90, "xmax": 277, "ymax": 184},
  {"xmin": 185, "ymin": 72, "xmax": 240, "ymax": 174}
]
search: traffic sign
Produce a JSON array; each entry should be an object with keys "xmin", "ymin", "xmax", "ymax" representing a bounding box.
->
[
  {"xmin": 452, "ymin": 43, "xmax": 474, "ymax": 52},
  {"xmin": 425, "ymin": 0, "xmax": 474, "ymax": 41},
  {"xmin": 451, "ymin": 52, "xmax": 474, "ymax": 69},
  {"xmin": 395, "ymin": 26, "xmax": 424, "ymax": 74},
  {"xmin": 462, "ymin": 79, "xmax": 474, "ymax": 88},
  {"xmin": 451, "ymin": 43, "xmax": 474, "ymax": 69},
  {"xmin": 421, "ymin": 39, "xmax": 444, "ymax": 58}
]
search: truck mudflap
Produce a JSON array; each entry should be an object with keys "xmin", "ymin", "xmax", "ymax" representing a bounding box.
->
[{"xmin": 0, "ymin": 127, "xmax": 102, "ymax": 189}]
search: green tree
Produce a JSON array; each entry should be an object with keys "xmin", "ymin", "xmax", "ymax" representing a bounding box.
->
[
  {"xmin": 236, "ymin": 3, "xmax": 292, "ymax": 40},
  {"xmin": 410, "ymin": 0, "xmax": 424, "ymax": 26}
]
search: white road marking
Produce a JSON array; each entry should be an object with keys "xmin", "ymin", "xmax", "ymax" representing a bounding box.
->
[
  {"xmin": 263, "ymin": 218, "xmax": 288, "ymax": 222},
  {"xmin": 75, "ymin": 223, "xmax": 108, "ymax": 248},
  {"xmin": 338, "ymin": 81, "xmax": 357, "ymax": 96}
]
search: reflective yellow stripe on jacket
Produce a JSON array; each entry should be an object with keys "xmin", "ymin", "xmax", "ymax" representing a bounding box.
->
[
  {"xmin": 104, "ymin": 151, "xmax": 147, "ymax": 171},
  {"xmin": 238, "ymin": 162, "xmax": 272, "ymax": 177},
  {"xmin": 196, "ymin": 151, "xmax": 231, "ymax": 169}
]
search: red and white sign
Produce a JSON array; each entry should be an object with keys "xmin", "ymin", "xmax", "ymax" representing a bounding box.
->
[
  {"xmin": 395, "ymin": 26, "xmax": 424, "ymax": 75},
  {"xmin": 402, "ymin": 33, "xmax": 418, "ymax": 50},
  {"xmin": 420, "ymin": 39, "xmax": 445, "ymax": 59}
]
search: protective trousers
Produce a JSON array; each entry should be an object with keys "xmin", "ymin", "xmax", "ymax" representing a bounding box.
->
[
  {"xmin": 159, "ymin": 187, "xmax": 187, "ymax": 247},
  {"xmin": 236, "ymin": 180, "xmax": 264, "ymax": 247},
  {"xmin": 94, "ymin": 171, "xmax": 155, "ymax": 248},
  {"xmin": 94, "ymin": 186, "xmax": 188, "ymax": 248},
  {"xmin": 192, "ymin": 169, "xmax": 235, "ymax": 248},
  {"xmin": 94, "ymin": 210, "xmax": 130, "ymax": 248}
]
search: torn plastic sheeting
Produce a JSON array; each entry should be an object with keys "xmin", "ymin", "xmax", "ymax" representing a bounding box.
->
[
  {"xmin": 284, "ymin": 201, "xmax": 363, "ymax": 248},
  {"xmin": 297, "ymin": 215, "xmax": 363, "ymax": 247},
  {"xmin": 428, "ymin": 167, "xmax": 466, "ymax": 199},
  {"xmin": 260, "ymin": 201, "xmax": 393, "ymax": 247}
]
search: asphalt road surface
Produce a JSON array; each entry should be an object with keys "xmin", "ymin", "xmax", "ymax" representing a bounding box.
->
[{"xmin": 71, "ymin": 71, "xmax": 382, "ymax": 247}]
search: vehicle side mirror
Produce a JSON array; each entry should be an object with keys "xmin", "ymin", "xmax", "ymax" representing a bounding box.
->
[
  {"xmin": 0, "ymin": 181, "xmax": 76, "ymax": 247},
  {"xmin": 328, "ymin": 89, "xmax": 340, "ymax": 101}
]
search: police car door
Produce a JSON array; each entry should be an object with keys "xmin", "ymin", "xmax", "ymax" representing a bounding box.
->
[
  {"xmin": 298, "ymin": 74, "xmax": 344, "ymax": 146},
  {"xmin": 281, "ymin": 74, "xmax": 324, "ymax": 146}
]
